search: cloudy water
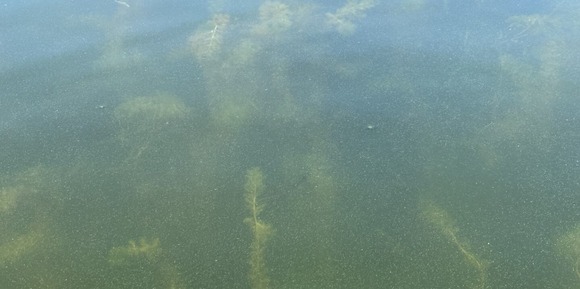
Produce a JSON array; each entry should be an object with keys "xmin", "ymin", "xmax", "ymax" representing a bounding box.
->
[{"xmin": 1, "ymin": 0, "xmax": 579, "ymax": 288}]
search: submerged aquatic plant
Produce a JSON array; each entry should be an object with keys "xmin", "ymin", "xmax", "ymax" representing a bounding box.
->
[
  {"xmin": 252, "ymin": 1, "xmax": 293, "ymax": 36},
  {"xmin": 189, "ymin": 14, "xmax": 230, "ymax": 61},
  {"xmin": 326, "ymin": 0, "xmax": 377, "ymax": 35},
  {"xmin": 555, "ymin": 225, "xmax": 580, "ymax": 281}
]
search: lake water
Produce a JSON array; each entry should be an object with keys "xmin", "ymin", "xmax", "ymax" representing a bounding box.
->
[{"xmin": 1, "ymin": 0, "xmax": 579, "ymax": 288}]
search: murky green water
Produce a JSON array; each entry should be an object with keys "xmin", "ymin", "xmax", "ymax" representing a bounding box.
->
[{"xmin": 1, "ymin": 0, "xmax": 579, "ymax": 288}]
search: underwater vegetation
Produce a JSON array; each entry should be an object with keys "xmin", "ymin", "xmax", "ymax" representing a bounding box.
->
[
  {"xmin": 108, "ymin": 237, "xmax": 162, "ymax": 266},
  {"xmin": 326, "ymin": 0, "xmax": 377, "ymax": 35},
  {"xmin": 188, "ymin": 13, "xmax": 230, "ymax": 62},
  {"xmin": 420, "ymin": 199, "xmax": 488, "ymax": 289},
  {"xmin": 114, "ymin": 94, "xmax": 189, "ymax": 161},
  {"xmin": 252, "ymin": 1, "xmax": 293, "ymax": 36},
  {"xmin": 114, "ymin": 94, "xmax": 189, "ymax": 128},
  {"xmin": 0, "ymin": 166, "xmax": 61, "ymax": 267},
  {"xmin": 108, "ymin": 237, "xmax": 185, "ymax": 289},
  {"xmin": 244, "ymin": 167, "xmax": 274, "ymax": 289},
  {"xmin": 555, "ymin": 225, "xmax": 580, "ymax": 282},
  {"xmin": 3, "ymin": 0, "xmax": 580, "ymax": 288}
]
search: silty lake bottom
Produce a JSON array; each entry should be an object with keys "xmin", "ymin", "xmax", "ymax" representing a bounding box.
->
[{"xmin": 0, "ymin": 0, "xmax": 579, "ymax": 288}]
